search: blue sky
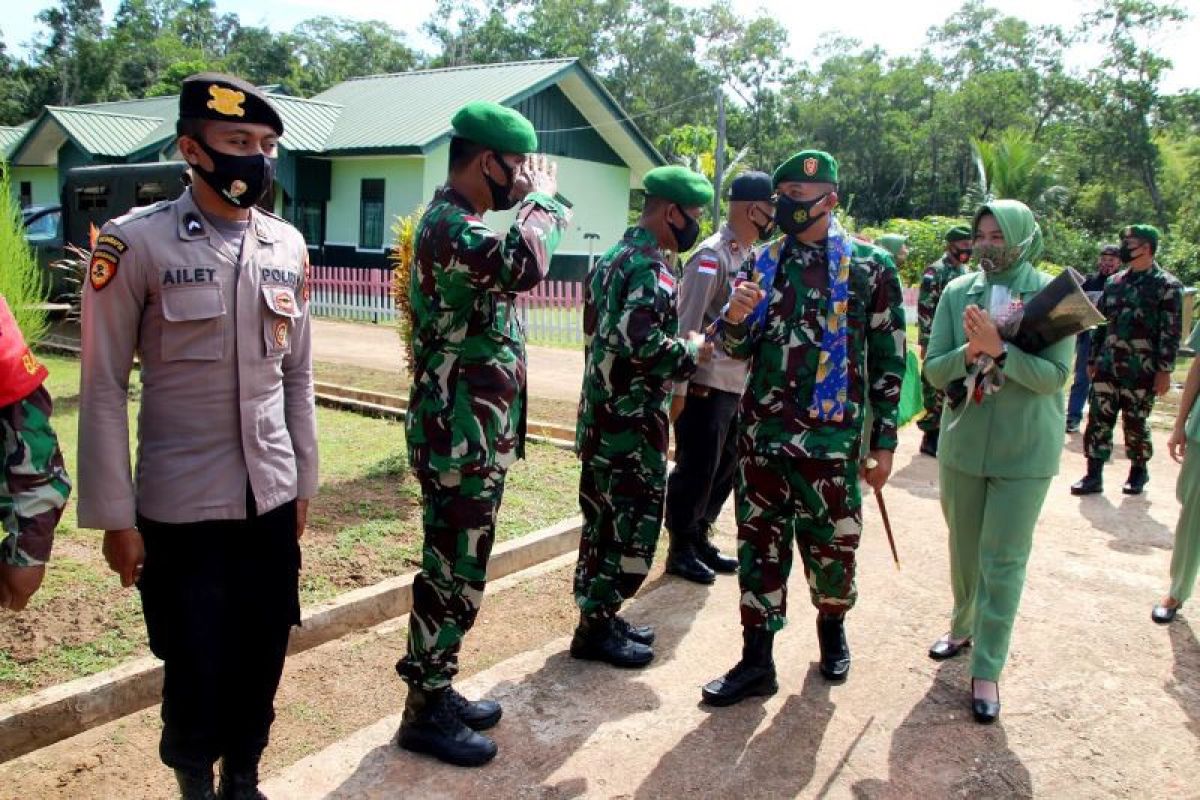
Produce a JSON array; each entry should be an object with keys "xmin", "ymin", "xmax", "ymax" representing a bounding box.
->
[{"xmin": 5, "ymin": 0, "xmax": 1198, "ymax": 93}]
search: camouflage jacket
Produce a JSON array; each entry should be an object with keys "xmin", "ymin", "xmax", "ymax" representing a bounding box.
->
[
  {"xmin": 405, "ymin": 186, "xmax": 568, "ymax": 475},
  {"xmin": 1088, "ymin": 263, "xmax": 1183, "ymax": 389},
  {"xmin": 575, "ymin": 226, "xmax": 700, "ymax": 474},
  {"xmin": 917, "ymin": 254, "xmax": 968, "ymax": 350},
  {"xmin": 721, "ymin": 237, "xmax": 907, "ymax": 461}
]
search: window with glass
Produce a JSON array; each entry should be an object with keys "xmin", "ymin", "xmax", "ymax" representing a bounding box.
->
[
  {"xmin": 18, "ymin": 182, "xmax": 32, "ymax": 208},
  {"xmin": 135, "ymin": 181, "xmax": 170, "ymax": 205},
  {"xmin": 359, "ymin": 179, "xmax": 385, "ymax": 249},
  {"xmin": 76, "ymin": 184, "xmax": 109, "ymax": 211}
]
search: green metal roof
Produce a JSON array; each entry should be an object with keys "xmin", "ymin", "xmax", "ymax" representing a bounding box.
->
[
  {"xmin": 269, "ymin": 95, "xmax": 343, "ymax": 152},
  {"xmin": 0, "ymin": 126, "xmax": 25, "ymax": 158},
  {"xmin": 45, "ymin": 107, "xmax": 164, "ymax": 157},
  {"xmin": 313, "ymin": 59, "xmax": 576, "ymax": 152}
]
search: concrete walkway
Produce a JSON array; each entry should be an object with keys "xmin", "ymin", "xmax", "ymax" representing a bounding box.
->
[
  {"xmin": 262, "ymin": 432, "xmax": 1200, "ymax": 799},
  {"xmin": 312, "ymin": 319, "xmax": 584, "ymax": 402}
]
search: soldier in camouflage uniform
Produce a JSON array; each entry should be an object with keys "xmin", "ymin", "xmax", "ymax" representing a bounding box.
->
[
  {"xmin": 0, "ymin": 294, "xmax": 69, "ymax": 612},
  {"xmin": 571, "ymin": 165, "xmax": 713, "ymax": 668},
  {"xmin": 916, "ymin": 226, "xmax": 973, "ymax": 456},
  {"xmin": 1072, "ymin": 224, "xmax": 1182, "ymax": 497},
  {"xmin": 702, "ymin": 151, "xmax": 906, "ymax": 707},
  {"xmin": 397, "ymin": 101, "xmax": 567, "ymax": 767}
]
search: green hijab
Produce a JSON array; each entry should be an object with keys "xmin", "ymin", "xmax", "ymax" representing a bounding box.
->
[
  {"xmin": 972, "ymin": 198, "xmax": 1043, "ymax": 271},
  {"xmin": 877, "ymin": 233, "xmax": 907, "ymax": 260}
]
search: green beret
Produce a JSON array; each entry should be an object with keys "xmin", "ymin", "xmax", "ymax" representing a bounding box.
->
[
  {"xmin": 878, "ymin": 233, "xmax": 907, "ymax": 258},
  {"xmin": 179, "ymin": 72, "xmax": 283, "ymax": 135},
  {"xmin": 1123, "ymin": 223, "xmax": 1161, "ymax": 250},
  {"xmin": 451, "ymin": 101, "xmax": 538, "ymax": 154},
  {"xmin": 945, "ymin": 225, "xmax": 972, "ymax": 243},
  {"xmin": 643, "ymin": 165, "xmax": 714, "ymax": 207},
  {"xmin": 773, "ymin": 149, "xmax": 838, "ymax": 186}
]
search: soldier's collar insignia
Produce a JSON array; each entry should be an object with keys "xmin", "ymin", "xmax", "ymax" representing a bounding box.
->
[
  {"xmin": 207, "ymin": 85, "xmax": 246, "ymax": 117},
  {"xmin": 183, "ymin": 212, "xmax": 205, "ymax": 236},
  {"xmin": 803, "ymin": 157, "xmax": 818, "ymax": 176}
]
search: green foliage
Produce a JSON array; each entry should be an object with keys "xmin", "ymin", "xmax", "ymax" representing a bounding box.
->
[
  {"xmin": 0, "ymin": 164, "xmax": 48, "ymax": 342},
  {"xmin": 965, "ymin": 130, "xmax": 1068, "ymax": 214},
  {"xmin": 859, "ymin": 216, "xmax": 971, "ymax": 286}
]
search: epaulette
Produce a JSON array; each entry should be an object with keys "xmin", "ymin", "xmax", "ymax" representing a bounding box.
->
[{"xmin": 109, "ymin": 199, "xmax": 172, "ymax": 228}]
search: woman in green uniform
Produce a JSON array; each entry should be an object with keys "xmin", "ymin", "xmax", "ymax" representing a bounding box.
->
[
  {"xmin": 922, "ymin": 199, "xmax": 1073, "ymax": 723},
  {"xmin": 1152, "ymin": 323, "xmax": 1200, "ymax": 624}
]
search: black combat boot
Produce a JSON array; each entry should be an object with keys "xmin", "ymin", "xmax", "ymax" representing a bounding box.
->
[
  {"xmin": 175, "ymin": 768, "xmax": 218, "ymax": 800},
  {"xmin": 444, "ymin": 685, "xmax": 503, "ymax": 731},
  {"xmin": 217, "ymin": 762, "xmax": 266, "ymax": 800},
  {"xmin": 816, "ymin": 613, "xmax": 851, "ymax": 682},
  {"xmin": 919, "ymin": 429, "xmax": 939, "ymax": 458},
  {"xmin": 1123, "ymin": 461, "xmax": 1149, "ymax": 495},
  {"xmin": 397, "ymin": 687, "xmax": 498, "ymax": 767},
  {"xmin": 569, "ymin": 614, "xmax": 654, "ymax": 667},
  {"xmin": 694, "ymin": 523, "xmax": 738, "ymax": 574},
  {"xmin": 665, "ymin": 530, "xmax": 716, "ymax": 584},
  {"xmin": 700, "ymin": 628, "xmax": 778, "ymax": 707},
  {"xmin": 1070, "ymin": 458, "xmax": 1104, "ymax": 495},
  {"xmin": 614, "ymin": 615, "xmax": 655, "ymax": 645}
]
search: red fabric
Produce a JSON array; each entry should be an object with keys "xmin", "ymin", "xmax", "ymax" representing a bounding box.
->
[{"xmin": 0, "ymin": 295, "xmax": 48, "ymax": 408}]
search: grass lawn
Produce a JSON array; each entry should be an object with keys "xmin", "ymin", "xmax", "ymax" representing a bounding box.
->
[{"xmin": 0, "ymin": 353, "xmax": 581, "ymax": 701}]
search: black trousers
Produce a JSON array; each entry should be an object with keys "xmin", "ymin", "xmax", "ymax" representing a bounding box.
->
[
  {"xmin": 665, "ymin": 387, "xmax": 741, "ymax": 540},
  {"xmin": 137, "ymin": 498, "xmax": 300, "ymax": 772}
]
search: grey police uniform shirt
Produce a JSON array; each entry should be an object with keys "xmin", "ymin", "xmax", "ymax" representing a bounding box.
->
[
  {"xmin": 77, "ymin": 188, "xmax": 318, "ymax": 530},
  {"xmin": 675, "ymin": 224, "xmax": 750, "ymax": 396}
]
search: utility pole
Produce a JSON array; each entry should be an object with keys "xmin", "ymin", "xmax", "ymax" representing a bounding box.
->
[{"xmin": 713, "ymin": 87, "xmax": 726, "ymax": 229}]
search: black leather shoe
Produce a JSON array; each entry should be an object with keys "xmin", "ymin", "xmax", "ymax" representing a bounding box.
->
[
  {"xmin": 176, "ymin": 769, "xmax": 218, "ymax": 800},
  {"xmin": 928, "ymin": 635, "xmax": 972, "ymax": 661},
  {"xmin": 816, "ymin": 614, "xmax": 851, "ymax": 682},
  {"xmin": 701, "ymin": 629, "xmax": 778, "ymax": 707},
  {"xmin": 445, "ymin": 685, "xmax": 502, "ymax": 731},
  {"xmin": 1152, "ymin": 603, "xmax": 1181, "ymax": 624},
  {"xmin": 569, "ymin": 616, "xmax": 654, "ymax": 668},
  {"xmin": 614, "ymin": 615, "xmax": 655, "ymax": 645},
  {"xmin": 666, "ymin": 542, "xmax": 717, "ymax": 584},
  {"xmin": 398, "ymin": 687, "xmax": 498, "ymax": 767},
  {"xmin": 1065, "ymin": 419, "xmax": 1080, "ymax": 434},
  {"xmin": 1071, "ymin": 458, "xmax": 1105, "ymax": 495},
  {"xmin": 217, "ymin": 763, "xmax": 266, "ymax": 800},
  {"xmin": 919, "ymin": 429, "xmax": 939, "ymax": 457},
  {"xmin": 971, "ymin": 679, "xmax": 1000, "ymax": 724},
  {"xmin": 1123, "ymin": 462, "xmax": 1149, "ymax": 495},
  {"xmin": 695, "ymin": 526, "xmax": 738, "ymax": 574}
]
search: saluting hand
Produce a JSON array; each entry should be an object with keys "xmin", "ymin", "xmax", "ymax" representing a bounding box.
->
[
  {"xmin": 726, "ymin": 282, "xmax": 765, "ymax": 324},
  {"xmin": 513, "ymin": 154, "xmax": 558, "ymax": 202},
  {"xmin": 103, "ymin": 528, "xmax": 145, "ymax": 588}
]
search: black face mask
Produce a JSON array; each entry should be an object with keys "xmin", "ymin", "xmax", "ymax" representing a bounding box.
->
[
  {"xmin": 1118, "ymin": 242, "xmax": 1141, "ymax": 264},
  {"xmin": 775, "ymin": 193, "xmax": 828, "ymax": 237},
  {"xmin": 751, "ymin": 207, "xmax": 776, "ymax": 241},
  {"xmin": 191, "ymin": 137, "xmax": 276, "ymax": 210},
  {"xmin": 484, "ymin": 151, "xmax": 517, "ymax": 211},
  {"xmin": 668, "ymin": 205, "xmax": 701, "ymax": 252}
]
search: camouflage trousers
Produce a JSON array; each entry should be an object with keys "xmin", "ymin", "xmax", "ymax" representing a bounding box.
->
[
  {"xmin": 396, "ymin": 467, "xmax": 506, "ymax": 691},
  {"xmin": 574, "ymin": 463, "xmax": 665, "ymax": 620},
  {"xmin": 1, "ymin": 386, "xmax": 70, "ymax": 567},
  {"xmin": 737, "ymin": 455, "xmax": 862, "ymax": 630},
  {"xmin": 917, "ymin": 374, "xmax": 945, "ymax": 434},
  {"xmin": 1083, "ymin": 379, "xmax": 1156, "ymax": 463}
]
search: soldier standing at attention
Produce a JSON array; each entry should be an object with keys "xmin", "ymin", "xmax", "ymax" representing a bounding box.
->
[
  {"xmin": 1064, "ymin": 243, "xmax": 1121, "ymax": 434},
  {"xmin": 701, "ymin": 150, "xmax": 906, "ymax": 707},
  {"xmin": 398, "ymin": 101, "xmax": 567, "ymax": 767},
  {"xmin": 916, "ymin": 226, "xmax": 973, "ymax": 457},
  {"xmin": 572, "ymin": 165, "xmax": 713, "ymax": 668},
  {"xmin": 1072, "ymin": 224, "xmax": 1182, "ymax": 496},
  {"xmin": 0, "ymin": 294, "xmax": 70, "ymax": 612},
  {"xmin": 77, "ymin": 73, "xmax": 317, "ymax": 800},
  {"xmin": 663, "ymin": 171, "xmax": 775, "ymax": 584}
]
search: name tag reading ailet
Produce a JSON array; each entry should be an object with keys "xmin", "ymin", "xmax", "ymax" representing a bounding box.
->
[{"xmin": 162, "ymin": 268, "xmax": 218, "ymax": 285}]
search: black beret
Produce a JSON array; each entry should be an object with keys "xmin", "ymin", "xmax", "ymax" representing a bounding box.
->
[
  {"xmin": 729, "ymin": 171, "xmax": 773, "ymax": 202},
  {"xmin": 178, "ymin": 73, "xmax": 283, "ymax": 136}
]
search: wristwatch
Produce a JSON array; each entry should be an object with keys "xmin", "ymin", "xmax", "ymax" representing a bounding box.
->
[{"xmin": 995, "ymin": 342, "xmax": 1009, "ymax": 367}]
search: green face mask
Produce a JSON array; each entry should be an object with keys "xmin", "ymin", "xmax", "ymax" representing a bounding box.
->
[{"xmin": 974, "ymin": 242, "xmax": 1022, "ymax": 274}]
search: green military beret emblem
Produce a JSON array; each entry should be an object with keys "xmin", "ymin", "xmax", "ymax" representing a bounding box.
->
[
  {"xmin": 643, "ymin": 165, "xmax": 714, "ymax": 207},
  {"xmin": 773, "ymin": 149, "xmax": 839, "ymax": 186},
  {"xmin": 451, "ymin": 101, "xmax": 539, "ymax": 154}
]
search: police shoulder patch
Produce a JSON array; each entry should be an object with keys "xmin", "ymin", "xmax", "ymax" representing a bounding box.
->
[{"xmin": 89, "ymin": 250, "xmax": 119, "ymax": 291}]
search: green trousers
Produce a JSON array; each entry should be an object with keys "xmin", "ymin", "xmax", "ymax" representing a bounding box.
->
[
  {"xmin": 1169, "ymin": 445, "xmax": 1200, "ymax": 605},
  {"xmin": 940, "ymin": 465, "xmax": 1052, "ymax": 682}
]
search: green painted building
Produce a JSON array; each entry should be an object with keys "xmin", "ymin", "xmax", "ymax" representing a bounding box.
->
[{"xmin": 2, "ymin": 59, "xmax": 664, "ymax": 277}]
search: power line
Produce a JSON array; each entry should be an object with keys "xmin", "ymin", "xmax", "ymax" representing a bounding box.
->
[{"xmin": 532, "ymin": 88, "xmax": 716, "ymax": 134}]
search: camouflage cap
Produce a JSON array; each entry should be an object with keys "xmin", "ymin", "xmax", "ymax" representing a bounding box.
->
[
  {"xmin": 773, "ymin": 149, "xmax": 838, "ymax": 186},
  {"xmin": 945, "ymin": 225, "xmax": 972, "ymax": 243},
  {"xmin": 451, "ymin": 101, "xmax": 538, "ymax": 154},
  {"xmin": 179, "ymin": 72, "xmax": 283, "ymax": 135},
  {"xmin": 1123, "ymin": 223, "xmax": 1161, "ymax": 250},
  {"xmin": 643, "ymin": 165, "xmax": 714, "ymax": 207}
]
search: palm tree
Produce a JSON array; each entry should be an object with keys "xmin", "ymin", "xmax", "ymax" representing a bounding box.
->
[{"xmin": 962, "ymin": 130, "xmax": 1068, "ymax": 215}]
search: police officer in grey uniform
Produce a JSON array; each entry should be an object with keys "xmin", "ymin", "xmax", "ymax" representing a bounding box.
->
[
  {"xmin": 664, "ymin": 172, "xmax": 774, "ymax": 583},
  {"xmin": 77, "ymin": 73, "xmax": 317, "ymax": 800}
]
